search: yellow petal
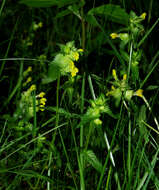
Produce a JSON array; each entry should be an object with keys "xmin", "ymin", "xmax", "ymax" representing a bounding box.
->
[
  {"xmin": 134, "ymin": 89, "xmax": 143, "ymax": 98},
  {"xmin": 112, "ymin": 69, "xmax": 118, "ymax": 80},
  {"xmin": 123, "ymin": 74, "xmax": 127, "ymax": 80},
  {"xmin": 110, "ymin": 33, "xmax": 118, "ymax": 39},
  {"xmin": 140, "ymin": 12, "xmax": 146, "ymax": 20}
]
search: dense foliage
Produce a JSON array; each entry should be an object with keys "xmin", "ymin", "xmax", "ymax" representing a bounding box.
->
[{"xmin": 0, "ymin": 0, "xmax": 159, "ymax": 189}]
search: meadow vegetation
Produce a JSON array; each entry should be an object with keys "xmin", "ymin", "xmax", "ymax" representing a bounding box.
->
[{"xmin": 0, "ymin": 0, "xmax": 159, "ymax": 189}]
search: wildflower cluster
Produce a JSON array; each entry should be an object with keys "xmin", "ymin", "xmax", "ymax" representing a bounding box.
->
[
  {"xmin": 13, "ymin": 66, "xmax": 47, "ymax": 122},
  {"xmin": 18, "ymin": 85, "xmax": 47, "ymax": 120},
  {"xmin": 82, "ymin": 95, "xmax": 112, "ymax": 125},
  {"xmin": 110, "ymin": 12, "xmax": 146, "ymax": 43},
  {"xmin": 44, "ymin": 41, "xmax": 83, "ymax": 83},
  {"xmin": 36, "ymin": 92, "xmax": 47, "ymax": 111},
  {"xmin": 59, "ymin": 41, "xmax": 83, "ymax": 77},
  {"xmin": 106, "ymin": 69, "xmax": 143, "ymax": 106},
  {"xmin": 109, "ymin": 11, "xmax": 146, "ymax": 85},
  {"xmin": 23, "ymin": 66, "xmax": 33, "ymax": 87}
]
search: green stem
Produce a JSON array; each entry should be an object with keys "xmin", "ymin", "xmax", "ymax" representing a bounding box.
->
[
  {"xmin": 80, "ymin": 0, "xmax": 85, "ymax": 50},
  {"xmin": 56, "ymin": 75, "xmax": 60, "ymax": 127},
  {"xmin": 85, "ymin": 122, "xmax": 93, "ymax": 150},
  {"xmin": 52, "ymin": 75, "xmax": 61, "ymax": 143},
  {"xmin": 71, "ymin": 122, "xmax": 85, "ymax": 190},
  {"xmin": 48, "ymin": 75, "xmax": 60, "ymax": 190},
  {"xmin": 58, "ymin": 128, "xmax": 78, "ymax": 189},
  {"xmin": 0, "ymin": 18, "xmax": 19, "ymax": 77},
  {"xmin": 127, "ymin": 111, "xmax": 131, "ymax": 183},
  {"xmin": 80, "ymin": 73, "xmax": 85, "ymax": 174},
  {"xmin": 32, "ymin": 90, "xmax": 37, "ymax": 138},
  {"xmin": 0, "ymin": 0, "xmax": 6, "ymax": 17}
]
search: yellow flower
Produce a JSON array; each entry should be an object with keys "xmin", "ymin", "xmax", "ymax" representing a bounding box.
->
[
  {"xmin": 29, "ymin": 84, "xmax": 36, "ymax": 92},
  {"xmin": 69, "ymin": 60, "xmax": 75, "ymax": 70},
  {"xmin": 78, "ymin": 49, "xmax": 84, "ymax": 52},
  {"xmin": 27, "ymin": 66, "xmax": 32, "ymax": 72},
  {"xmin": 73, "ymin": 52, "xmax": 79, "ymax": 61},
  {"xmin": 112, "ymin": 69, "xmax": 118, "ymax": 80},
  {"xmin": 38, "ymin": 22, "xmax": 43, "ymax": 28},
  {"xmin": 110, "ymin": 33, "xmax": 119, "ymax": 39},
  {"xmin": 71, "ymin": 67, "xmax": 78, "ymax": 77},
  {"xmin": 134, "ymin": 89, "xmax": 143, "ymax": 98},
  {"xmin": 39, "ymin": 104, "xmax": 45, "ymax": 111},
  {"xmin": 23, "ymin": 77, "xmax": 32, "ymax": 87},
  {"xmin": 140, "ymin": 12, "xmax": 146, "ymax": 20},
  {"xmin": 37, "ymin": 92, "xmax": 45, "ymax": 98},
  {"xmin": 40, "ymin": 98, "xmax": 47, "ymax": 105},
  {"xmin": 26, "ymin": 77, "xmax": 32, "ymax": 83},
  {"xmin": 123, "ymin": 74, "xmax": 127, "ymax": 81},
  {"xmin": 111, "ymin": 85, "xmax": 115, "ymax": 90},
  {"xmin": 94, "ymin": 118, "xmax": 102, "ymax": 125}
]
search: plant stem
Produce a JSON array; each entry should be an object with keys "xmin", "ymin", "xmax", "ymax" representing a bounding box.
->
[
  {"xmin": 80, "ymin": 0, "xmax": 85, "ymax": 50},
  {"xmin": 142, "ymin": 96, "xmax": 159, "ymax": 130},
  {"xmin": 80, "ymin": 73, "xmax": 85, "ymax": 177},
  {"xmin": 32, "ymin": 90, "xmax": 37, "ymax": 138},
  {"xmin": 47, "ymin": 75, "xmax": 60, "ymax": 190}
]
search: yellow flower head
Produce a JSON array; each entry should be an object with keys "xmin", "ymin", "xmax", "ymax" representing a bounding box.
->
[
  {"xmin": 69, "ymin": 60, "xmax": 75, "ymax": 70},
  {"xmin": 78, "ymin": 49, "xmax": 84, "ymax": 52},
  {"xmin": 134, "ymin": 89, "xmax": 143, "ymax": 98},
  {"xmin": 26, "ymin": 77, "xmax": 32, "ymax": 83},
  {"xmin": 73, "ymin": 52, "xmax": 79, "ymax": 61},
  {"xmin": 123, "ymin": 74, "xmax": 127, "ymax": 81},
  {"xmin": 29, "ymin": 84, "xmax": 36, "ymax": 92},
  {"xmin": 40, "ymin": 98, "xmax": 47, "ymax": 105},
  {"xmin": 111, "ymin": 85, "xmax": 115, "ymax": 90},
  {"xmin": 27, "ymin": 66, "xmax": 32, "ymax": 72},
  {"xmin": 37, "ymin": 92, "xmax": 45, "ymax": 98},
  {"xmin": 110, "ymin": 33, "xmax": 119, "ymax": 39},
  {"xmin": 140, "ymin": 12, "xmax": 146, "ymax": 20},
  {"xmin": 71, "ymin": 67, "xmax": 78, "ymax": 77},
  {"xmin": 112, "ymin": 69, "xmax": 118, "ymax": 80},
  {"xmin": 39, "ymin": 104, "xmax": 45, "ymax": 111},
  {"xmin": 38, "ymin": 22, "xmax": 43, "ymax": 28}
]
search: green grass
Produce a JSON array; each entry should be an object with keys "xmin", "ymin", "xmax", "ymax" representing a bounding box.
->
[{"xmin": 0, "ymin": 0, "xmax": 159, "ymax": 189}]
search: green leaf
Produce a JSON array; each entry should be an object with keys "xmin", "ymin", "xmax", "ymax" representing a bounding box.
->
[
  {"xmin": 42, "ymin": 54, "xmax": 71, "ymax": 83},
  {"xmin": 88, "ymin": 4, "xmax": 129, "ymax": 25},
  {"xmin": 137, "ymin": 105, "xmax": 149, "ymax": 142},
  {"xmin": 83, "ymin": 150, "xmax": 103, "ymax": 173},
  {"xmin": 19, "ymin": 0, "xmax": 78, "ymax": 8},
  {"xmin": 68, "ymin": 4, "xmax": 81, "ymax": 19},
  {"xmin": 55, "ymin": 9, "xmax": 71, "ymax": 18},
  {"xmin": 85, "ymin": 14, "xmax": 98, "ymax": 26},
  {"xmin": 146, "ymin": 85, "xmax": 159, "ymax": 91},
  {"xmin": 9, "ymin": 170, "xmax": 53, "ymax": 183}
]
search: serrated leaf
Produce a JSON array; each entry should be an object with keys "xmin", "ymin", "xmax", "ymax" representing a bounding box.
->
[
  {"xmin": 47, "ymin": 54, "xmax": 70, "ymax": 81},
  {"xmin": 47, "ymin": 106, "xmax": 80, "ymax": 118},
  {"xmin": 83, "ymin": 150, "xmax": 103, "ymax": 173},
  {"xmin": 103, "ymin": 105, "xmax": 119, "ymax": 119},
  {"xmin": 19, "ymin": 0, "xmax": 78, "ymax": 8},
  {"xmin": 48, "ymin": 107, "xmax": 71, "ymax": 117},
  {"xmin": 88, "ymin": 4, "xmax": 129, "ymax": 25}
]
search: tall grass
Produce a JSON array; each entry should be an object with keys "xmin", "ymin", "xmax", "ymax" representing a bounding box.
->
[{"xmin": 0, "ymin": 0, "xmax": 159, "ymax": 189}]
